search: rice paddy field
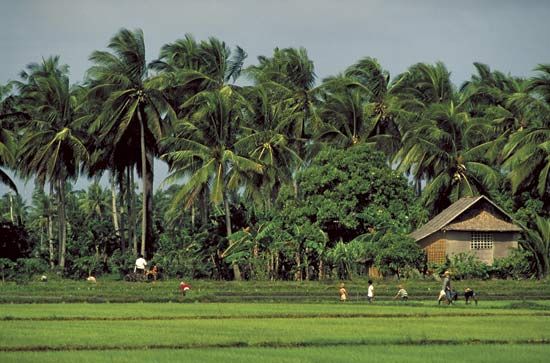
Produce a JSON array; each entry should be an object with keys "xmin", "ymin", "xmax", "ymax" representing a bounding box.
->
[{"xmin": 1, "ymin": 278, "xmax": 550, "ymax": 362}]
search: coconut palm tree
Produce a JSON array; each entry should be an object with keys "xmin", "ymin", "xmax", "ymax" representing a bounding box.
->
[
  {"xmin": 76, "ymin": 181, "xmax": 111, "ymax": 219},
  {"xmin": 162, "ymin": 86, "xmax": 263, "ymax": 279},
  {"xmin": 316, "ymin": 74, "xmax": 370, "ymax": 147},
  {"xmin": 317, "ymin": 57, "xmax": 411, "ymax": 155},
  {"xmin": 0, "ymin": 192, "xmax": 26, "ymax": 225},
  {"xmin": 15, "ymin": 56, "xmax": 88, "ymax": 268},
  {"xmin": 246, "ymin": 47, "xmax": 319, "ymax": 155},
  {"xmin": 501, "ymin": 64, "xmax": 550, "ymax": 197},
  {"xmin": 393, "ymin": 61, "xmax": 454, "ymax": 108},
  {"xmin": 150, "ymin": 35, "xmax": 246, "ymax": 99},
  {"xmin": 523, "ymin": 215, "xmax": 550, "ymax": 279},
  {"xmin": 236, "ymin": 86, "xmax": 302, "ymax": 207},
  {"xmin": 28, "ymin": 186, "xmax": 56, "ymax": 268},
  {"xmin": 151, "ymin": 35, "xmax": 248, "ymax": 228},
  {"xmin": 87, "ymin": 28, "xmax": 174, "ymax": 257},
  {"xmin": 396, "ymin": 99, "xmax": 499, "ymax": 215}
]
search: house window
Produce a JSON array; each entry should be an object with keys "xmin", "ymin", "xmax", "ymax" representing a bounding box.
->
[{"xmin": 471, "ymin": 232, "xmax": 493, "ymax": 249}]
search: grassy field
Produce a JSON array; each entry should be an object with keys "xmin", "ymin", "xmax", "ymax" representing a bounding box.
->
[{"xmin": 1, "ymin": 279, "xmax": 550, "ymax": 362}]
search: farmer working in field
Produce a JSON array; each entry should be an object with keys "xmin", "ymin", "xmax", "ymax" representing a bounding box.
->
[
  {"xmin": 134, "ymin": 254, "xmax": 147, "ymax": 274},
  {"xmin": 438, "ymin": 270, "xmax": 453, "ymax": 304}
]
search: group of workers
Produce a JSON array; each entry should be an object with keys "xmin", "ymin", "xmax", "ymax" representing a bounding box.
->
[
  {"xmin": 338, "ymin": 271, "xmax": 477, "ymax": 305},
  {"xmin": 134, "ymin": 255, "xmax": 190, "ymax": 296}
]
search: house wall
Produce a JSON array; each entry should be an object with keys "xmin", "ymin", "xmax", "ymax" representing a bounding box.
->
[
  {"xmin": 493, "ymin": 232, "xmax": 519, "ymax": 259},
  {"xmin": 419, "ymin": 232, "xmax": 446, "ymax": 264},
  {"xmin": 420, "ymin": 231, "xmax": 518, "ymax": 265}
]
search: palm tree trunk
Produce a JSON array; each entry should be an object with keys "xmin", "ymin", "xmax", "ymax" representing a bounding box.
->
[
  {"xmin": 9, "ymin": 193, "xmax": 14, "ymax": 223},
  {"xmin": 223, "ymin": 194, "xmax": 241, "ymax": 280},
  {"xmin": 191, "ymin": 205, "xmax": 196, "ymax": 232},
  {"xmin": 57, "ymin": 179, "xmax": 67, "ymax": 269},
  {"xmin": 48, "ymin": 213, "xmax": 54, "ymax": 269},
  {"xmin": 118, "ymin": 179, "xmax": 126, "ymax": 252},
  {"xmin": 129, "ymin": 167, "xmax": 137, "ymax": 255},
  {"xmin": 295, "ymin": 252, "xmax": 302, "ymax": 281},
  {"xmin": 200, "ymin": 189, "xmax": 208, "ymax": 227},
  {"xmin": 145, "ymin": 152, "xmax": 154, "ymax": 256},
  {"xmin": 110, "ymin": 172, "xmax": 122, "ymax": 251},
  {"xmin": 138, "ymin": 110, "xmax": 148, "ymax": 258}
]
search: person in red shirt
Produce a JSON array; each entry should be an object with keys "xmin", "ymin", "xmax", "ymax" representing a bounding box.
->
[{"xmin": 179, "ymin": 281, "xmax": 191, "ymax": 297}]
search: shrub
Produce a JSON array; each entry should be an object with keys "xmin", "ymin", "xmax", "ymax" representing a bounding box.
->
[
  {"xmin": 491, "ymin": 249, "xmax": 532, "ymax": 279},
  {"xmin": 0, "ymin": 258, "xmax": 17, "ymax": 281},
  {"xmin": 107, "ymin": 250, "xmax": 136, "ymax": 276},
  {"xmin": 15, "ymin": 258, "xmax": 48, "ymax": 279},
  {"xmin": 448, "ymin": 253, "xmax": 489, "ymax": 280},
  {"xmin": 363, "ymin": 231, "xmax": 425, "ymax": 278}
]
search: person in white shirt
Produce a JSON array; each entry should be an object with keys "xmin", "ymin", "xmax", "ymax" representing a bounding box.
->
[
  {"xmin": 134, "ymin": 254, "xmax": 147, "ymax": 274},
  {"xmin": 367, "ymin": 280, "xmax": 374, "ymax": 303}
]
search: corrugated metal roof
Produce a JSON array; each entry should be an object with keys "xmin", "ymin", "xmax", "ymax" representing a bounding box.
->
[{"xmin": 409, "ymin": 195, "xmax": 522, "ymax": 242}]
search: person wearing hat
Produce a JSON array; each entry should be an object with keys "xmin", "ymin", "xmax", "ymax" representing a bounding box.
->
[{"xmin": 439, "ymin": 270, "xmax": 453, "ymax": 304}]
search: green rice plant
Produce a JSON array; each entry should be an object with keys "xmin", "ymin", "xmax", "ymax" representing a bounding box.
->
[{"xmin": 1, "ymin": 315, "xmax": 549, "ymax": 350}]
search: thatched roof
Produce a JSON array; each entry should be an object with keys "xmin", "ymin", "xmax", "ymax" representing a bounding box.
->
[{"xmin": 409, "ymin": 195, "xmax": 522, "ymax": 242}]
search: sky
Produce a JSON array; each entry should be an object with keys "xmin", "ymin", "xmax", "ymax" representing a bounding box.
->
[{"xmin": 1, "ymin": 0, "xmax": 550, "ymax": 202}]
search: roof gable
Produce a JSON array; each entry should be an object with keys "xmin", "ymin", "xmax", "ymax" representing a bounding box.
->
[{"xmin": 409, "ymin": 195, "xmax": 522, "ymax": 242}]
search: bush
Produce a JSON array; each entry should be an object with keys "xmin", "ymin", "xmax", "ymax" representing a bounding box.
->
[
  {"xmin": 0, "ymin": 222, "xmax": 32, "ymax": 260},
  {"xmin": 491, "ymin": 249, "xmax": 532, "ymax": 279},
  {"xmin": 0, "ymin": 258, "xmax": 17, "ymax": 281},
  {"xmin": 448, "ymin": 253, "xmax": 489, "ymax": 280},
  {"xmin": 15, "ymin": 258, "xmax": 48, "ymax": 279},
  {"xmin": 107, "ymin": 250, "xmax": 136, "ymax": 276},
  {"xmin": 362, "ymin": 231, "xmax": 426, "ymax": 278}
]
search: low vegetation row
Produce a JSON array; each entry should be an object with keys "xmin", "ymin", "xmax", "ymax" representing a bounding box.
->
[
  {"xmin": 2, "ymin": 278, "xmax": 550, "ymax": 304},
  {"xmin": 2, "ymin": 345, "xmax": 549, "ymax": 363}
]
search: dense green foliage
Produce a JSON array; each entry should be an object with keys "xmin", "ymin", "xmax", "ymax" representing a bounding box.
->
[{"xmin": 0, "ymin": 29, "xmax": 549, "ymax": 280}]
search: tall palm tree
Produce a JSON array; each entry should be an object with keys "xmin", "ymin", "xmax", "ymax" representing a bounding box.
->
[
  {"xmin": 152, "ymin": 35, "xmax": 248, "ymax": 229},
  {"xmin": 162, "ymin": 86, "xmax": 263, "ymax": 279},
  {"xmin": 16, "ymin": 56, "xmax": 88, "ymax": 268},
  {"xmin": 237, "ymin": 86, "xmax": 302, "ymax": 207},
  {"xmin": 316, "ymin": 74, "xmax": 370, "ymax": 147},
  {"xmin": 317, "ymin": 57, "xmax": 410, "ymax": 155},
  {"xmin": 501, "ymin": 64, "xmax": 550, "ymax": 197},
  {"xmin": 246, "ymin": 47, "xmax": 319, "ymax": 156},
  {"xmin": 87, "ymin": 28, "xmax": 173, "ymax": 257},
  {"xmin": 28, "ymin": 186, "xmax": 56, "ymax": 268},
  {"xmin": 76, "ymin": 181, "xmax": 110, "ymax": 219},
  {"xmin": 0, "ymin": 192, "xmax": 26, "ymax": 225},
  {"xmin": 393, "ymin": 61, "xmax": 454, "ymax": 108},
  {"xmin": 396, "ymin": 99, "xmax": 499, "ymax": 214}
]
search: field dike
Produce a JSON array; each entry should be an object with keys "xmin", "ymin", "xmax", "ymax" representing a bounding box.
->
[
  {"xmin": 2, "ymin": 311, "xmax": 550, "ymax": 321},
  {"xmin": 2, "ymin": 338, "xmax": 550, "ymax": 352}
]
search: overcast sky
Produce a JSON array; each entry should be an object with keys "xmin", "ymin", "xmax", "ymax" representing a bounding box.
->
[{"xmin": 1, "ymin": 0, "xmax": 550, "ymax": 201}]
